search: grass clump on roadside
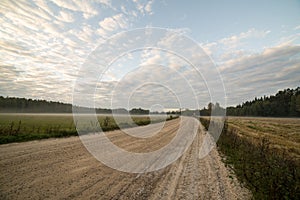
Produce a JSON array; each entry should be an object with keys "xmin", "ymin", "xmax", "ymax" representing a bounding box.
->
[
  {"xmin": 0, "ymin": 114, "xmax": 178, "ymax": 144},
  {"xmin": 200, "ymin": 117, "xmax": 300, "ymax": 200}
]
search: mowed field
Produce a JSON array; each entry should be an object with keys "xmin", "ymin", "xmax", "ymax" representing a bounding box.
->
[
  {"xmin": 0, "ymin": 117, "xmax": 250, "ymax": 200},
  {"xmin": 227, "ymin": 117, "xmax": 300, "ymax": 160},
  {"xmin": 204, "ymin": 117, "xmax": 300, "ymax": 199}
]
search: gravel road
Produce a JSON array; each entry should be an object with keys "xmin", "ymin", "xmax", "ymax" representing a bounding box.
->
[{"xmin": 0, "ymin": 117, "xmax": 250, "ymax": 199}]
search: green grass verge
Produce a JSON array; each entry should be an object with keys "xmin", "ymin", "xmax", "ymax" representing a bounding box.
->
[{"xmin": 0, "ymin": 114, "xmax": 178, "ymax": 144}]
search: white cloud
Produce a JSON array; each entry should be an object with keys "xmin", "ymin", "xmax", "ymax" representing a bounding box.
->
[
  {"xmin": 99, "ymin": 15, "xmax": 118, "ymax": 31},
  {"xmin": 0, "ymin": 0, "xmax": 146, "ymax": 104},
  {"xmin": 219, "ymin": 28, "xmax": 270, "ymax": 49},
  {"xmin": 33, "ymin": 0, "xmax": 55, "ymax": 17},
  {"xmin": 49, "ymin": 0, "xmax": 78, "ymax": 12},
  {"xmin": 201, "ymin": 42, "xmax": 217, "ymax": 56},
  {"xmin": 145, "ymin": 0, "xmax": 154, "ymax": 15},
  {"xmin": 201, "ymin": 28, "xmax": 273, "ymax": 63},
  {"xmin": 57, "ymin": 10, "xmax": 74, "ymax": 23},
  {"xmin": 0, "ymin": 0, "xmax": 98, "ymax": 102},
  {"xmin": 98, "ymin": 13, "xmax": 128, "ymax": 37},
  {"xmin": 103, "ymin": 64, "xmax": 201, "ymax": 109},
  {"xmin": 95, "ymin": 0, "xmax": 112, "ymax": 7},
  {"xmin": 277, "ymin": 33, "xmax": 300, "ymax": 46},
  {"xmin": 1, "ymin": 1, "xmax": 298, "ymax": 109},
  {"xmin": 99, "ymin": 14, "xmax": 127, "ymax": 31},
  {"xmin": 68, "ymin": 24, "xmax": 96, "ymax": 44},
  {"xmin": 219, "ymin": 44, "xmax": 300, "ymax": 106},
  {"xmin": 294, "ymin": 25, "xmax": 300, "ymax": 30},
  {"xmin": 132, "ymin": 0, "xmax": 155, "ymax": 15},
  {"xmin": 140, "ymin": 53, "xmax": 162, "ymax": 66},
  {"xmin": 198, "ymin": 28, "xmax": 300, "ymax": 106},
  {"xmin": 50, "ymin": 0, "xmax": 98, "ymax": 19}
]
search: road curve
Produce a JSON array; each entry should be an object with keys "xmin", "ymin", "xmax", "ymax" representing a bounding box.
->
[{"xmin": 0, "ymin": 117, "xmax": 250, "ymax": 199}]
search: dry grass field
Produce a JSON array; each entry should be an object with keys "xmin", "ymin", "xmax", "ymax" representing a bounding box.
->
[
  {"xmin": 227, "ymin": 117, "xmax": 300, "ymax": 160},
  {"xmin": 200, "ymin": 116, "xmax": 300, "ymax": 199}
]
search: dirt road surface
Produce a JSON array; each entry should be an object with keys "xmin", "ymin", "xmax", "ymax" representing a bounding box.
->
[{"xmin": 0, "ymin": 117, "xmax": 250, "ymax": 199}]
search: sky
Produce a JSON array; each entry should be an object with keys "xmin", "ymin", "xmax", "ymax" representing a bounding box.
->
[{"xmin": 0, "ymin": 0, "xmax": 300, "ymax": 110}]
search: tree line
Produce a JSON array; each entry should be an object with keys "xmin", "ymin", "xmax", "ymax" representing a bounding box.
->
[
  {"xmin": 175, "ymin": 102, "xmax": 226, "ymax": 116},
  {"xmin": 1, "ymin": 87, "xmax": 299, "ymax": 117},
  {"xmin": 227, "ymin": 87, "xmax": 300, "ymax": 117},
  {"xmin": 167, "ymin": 87, "xmax": 300, "ymax": 117},
  {"xmin": 0, "ymin": 96, "xmax": 149, "ymax": 115},
  {"xmin": 0, "ymin": 97, "xmax": 72, "ymax": 113}
]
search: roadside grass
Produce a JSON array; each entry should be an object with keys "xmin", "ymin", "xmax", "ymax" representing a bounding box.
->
[
  {"xmin": 200, "ymin": 117, "xmax": 300, "ymax": 200},
  {"xmin": 0, "ymin": 114, "xmax": 178, "ymax": 144}
]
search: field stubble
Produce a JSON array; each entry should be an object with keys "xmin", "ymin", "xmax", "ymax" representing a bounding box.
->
[
  {"xmin": 200, "ymin": 116, "xmax": 300, "ymax": 199},
  {"xmin": 227, "ymin": 117, "xmax": 300, "ymax": 160}
]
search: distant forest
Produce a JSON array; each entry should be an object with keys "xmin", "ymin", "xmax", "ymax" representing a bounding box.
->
[
  {"xmin": 0, "ymin": 96, "xmax": 149, "ymax": 115},
  {"xmin": 166, "ymin": 87, "xmax": 300, "ymax": 117},
  {"xmin": 0, "ymin": 87, "xmax": 299, "ymax": 117},
  {"xmin": 227, "ymin": 87, "xmax": 300, "ymax": 117}
]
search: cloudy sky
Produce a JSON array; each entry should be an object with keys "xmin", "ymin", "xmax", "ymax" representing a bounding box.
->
[{"xmin": 1, "ymin": 0, "xmax": 299, "ymax": 110}]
